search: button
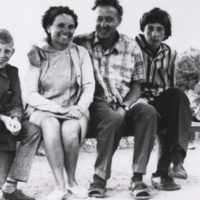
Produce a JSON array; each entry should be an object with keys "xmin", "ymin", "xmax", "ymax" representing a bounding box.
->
[
  {"xmin": 66, "ymin": 76, "xmax": 70, "ymax": 79},
  {"xmin": 55, "ymin": 77, "xmax": 57, "ymax": 79},
  {"xmin": 55, "ymin": 90, "xmax": 57, "ymax": 93},
  {"xmin": 54, "ymin": 65, "xmax": 57, "ymax": 68}
]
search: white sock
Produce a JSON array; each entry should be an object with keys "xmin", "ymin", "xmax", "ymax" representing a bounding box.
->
[{"xmin": 2, "ymin": 178, "xmax": 17, "ymax": 194}]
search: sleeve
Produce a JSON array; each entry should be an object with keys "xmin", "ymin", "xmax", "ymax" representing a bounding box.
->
[
  {"xmin": 24, "ymin": 64, "xmax": 60, "ymax": 113},
  {"xmin": 6, "ymin": 70, "xmax": 24, "ymax": 122},
  {"xmin": 131, "ymin": 44, "xmax": 146, "ymax": 84},
  {"xmin": 77, "ymin": 49, "xmax": 95, "ymax": 112},
  {"xmin": 171, "ymin": 51, "xmax": 177, "ymax": 87}
]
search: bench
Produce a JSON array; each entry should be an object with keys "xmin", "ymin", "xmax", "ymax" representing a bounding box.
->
[
  {"xmin": 0, "ymin": 121, "xmax": 200, "ymax": 188},
  {"xmin": 0, "ymin": 132, "xmax": 16, "ymax": 188}
]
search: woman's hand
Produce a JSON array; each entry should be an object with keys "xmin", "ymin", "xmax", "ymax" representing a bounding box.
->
[
  {"xmin": 1, "ymin": 116, "xmax": 21, "ymax": 135},
  {"xmin": 66, "ymin": 107, "xmax": 83, "ymax": 119},
  {"xmin": 57, "ymin": 106, "xmax": 83, "ymax": 119}
]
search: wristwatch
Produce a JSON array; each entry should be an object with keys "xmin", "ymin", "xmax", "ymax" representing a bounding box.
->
[{"xmin": 120, "ymin": 104, "xmax": 130, "ymax": 112}]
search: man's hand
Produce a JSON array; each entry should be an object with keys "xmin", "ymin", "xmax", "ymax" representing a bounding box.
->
[
  {"xmin": 116, "ymin": 106, "xmax": 127, "ymax": 118},
  {"xmin": 1, "ymin": 116, "xmax": 21, "ymax": 135},
  {"xmin": 27, "ymin": 45, "xmax": 47, "ymax": 67},
  {"xmin": 57, "ymin": 106, "xmax": 83, "ymax": 119}
]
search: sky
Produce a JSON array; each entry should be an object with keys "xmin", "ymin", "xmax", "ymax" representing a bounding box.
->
[{"xmin": 1, "ymin": 0, "xmax": 200, "ymax": 79}]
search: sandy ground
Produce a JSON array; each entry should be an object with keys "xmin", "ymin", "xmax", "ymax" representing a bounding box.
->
[{"xmin": 16, "ymin": 142, "xmax": 200, "ymax": 200}]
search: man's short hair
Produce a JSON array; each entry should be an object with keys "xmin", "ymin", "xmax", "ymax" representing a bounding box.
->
[
  {"xmin": 140, "ymin": 8, "xmax": 172, "ymax": 40},
  {"xmin": 42, "ymin": 6, "xmax": 78, "ymax": 38},
  {"xmin": 0, "ymin": 29, "xmax": 14, "ymax": 45},
  {"xmin": 92, "ymin": 0, "xmax": 123, "ymax": 19}
]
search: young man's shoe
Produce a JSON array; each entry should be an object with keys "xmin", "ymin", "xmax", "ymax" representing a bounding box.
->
[
  {"xmin": 168, "ymin": 163, "xmax": 188, "ymax": 179},
  {"xmin": 2, "ymin": 189, "xmax": 35, "ymax": 200},
  {"xmin": 151, "ymin": 173, "xmax": 181, "ymax": 191}
]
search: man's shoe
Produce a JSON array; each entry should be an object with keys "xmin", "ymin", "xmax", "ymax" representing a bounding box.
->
[
  {"xmin": 151, "ymin": 173, "xmax": 181, "ymax": 191},
  {"xmin": 130, "ymin": 181, "xmax": 151, "ymax": 199},
  {"xmin": 2, "ymin": 189, "xmax": 35, "ymax": 200},
  {"xmin": 168, "ymin": 163, "xmax": 188, "ymax": 179}
]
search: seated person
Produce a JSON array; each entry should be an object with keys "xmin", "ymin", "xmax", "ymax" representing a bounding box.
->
[
  {"xmin": 25, "ymin": 6, "xmax": 95, "ymax": 200},
  {"xmin": 28, "ymin": 1, "xmax": 158, "ymax": 199},
  {"xmin": 135, "ymin": 8, "xmax": 191, "ymax": 191},
  {"xmin": 0, "ymin": 29, "xmax": 41, "ymax": 200}
]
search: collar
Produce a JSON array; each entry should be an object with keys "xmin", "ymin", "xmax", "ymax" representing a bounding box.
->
[
  {"xmin": 136, "ymin": 34, "xmax": 168, "ymax": 56},
  {"xmin": 0, "ymin": 65, "xmax": 8, "ymax": 78},
  {"xmin": 92, "ymin": 31, "xmax": 122, "ymax": 54},
  {"xmin": 43, "ymin": 41, "xmax": 74, "ymax": 53}
]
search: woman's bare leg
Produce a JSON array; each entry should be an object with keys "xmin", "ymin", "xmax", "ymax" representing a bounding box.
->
[
  {"xmin": 61, "ymin": 119, "xmax": 81, "ymax": 187},
  {"xmin": 41, "ymin": 117, "xmax": 66, "ymax": 191}
]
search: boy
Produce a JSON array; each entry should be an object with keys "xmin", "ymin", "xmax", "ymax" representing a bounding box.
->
[
  {"xmin": 0, "ymin": 29, "xmax": 41, "ymax": 200},
  {"xmin": 135, "ymin": 8, "xmax": 191, "ymax": 191}
]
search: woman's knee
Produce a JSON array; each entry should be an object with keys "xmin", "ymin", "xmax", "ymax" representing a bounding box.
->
[
  {"xmin": 40, "ymin": 117, "xmax": 60, "ymax": 137},
  {"xmin": 61, "ymin": 120, "xmax": 80, "ymax": 141}
]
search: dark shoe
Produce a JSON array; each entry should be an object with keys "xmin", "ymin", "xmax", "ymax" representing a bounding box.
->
[
  {"xmin": 151, "ymin": 173, "xmax": 181, "ymax": 191},
  {"xmin": 88, "ymin": 175, "xmax": 106, "ymax": 198},
  {"xmin": 168, "ymin": 163, "xmax": 188, "ymax": 179},
  {"xmin": 2, "ymin": 189, "xmax": 35, "ymax": 200},
  {"xmin": 88, "ymin": 182, "xmax": 106, "ymax": 198},
  {"xmin": 130, "ymin": 181, "xmax": 151, "ymax": 199}
]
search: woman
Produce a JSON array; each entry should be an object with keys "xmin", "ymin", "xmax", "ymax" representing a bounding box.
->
[{"xmin": 25, "ymin": 6, "xmax": 95, "ymax": 200}]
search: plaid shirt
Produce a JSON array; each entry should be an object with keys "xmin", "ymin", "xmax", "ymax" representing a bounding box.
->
[
  {"xmin": 135, "ymin": 34, "xmax": 177, "ymax": 100},
  {"xmin": 73, "ymin": 31, "xmax": 145, "ymax": 103}
]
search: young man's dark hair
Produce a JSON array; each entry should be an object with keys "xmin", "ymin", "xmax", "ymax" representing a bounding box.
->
[
  {"xmin": 140, "ymin": 7, "xmax": 172, "ymax": 40},
  {"xmin": 92, "ymin": 0, "xmax": 123, "ymax": 20}
]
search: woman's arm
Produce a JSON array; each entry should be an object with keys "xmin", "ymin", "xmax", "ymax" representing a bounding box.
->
[
  {"xmin": 77, "ymin": 48, "xmax": 95, "ymax": 112},
  {"xmin": 25, "ymin": 64, "xmax": 60, "ymax": 113}
]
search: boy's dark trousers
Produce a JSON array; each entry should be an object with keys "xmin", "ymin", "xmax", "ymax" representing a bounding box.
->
[{"xmin": 0, "ymin": 120, "xmax": 41, "ymax": 182}]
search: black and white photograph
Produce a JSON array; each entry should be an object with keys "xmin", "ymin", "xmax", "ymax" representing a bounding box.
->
[{"xmin": 0, "ymin": 0, "xmax": 200, "ymax": 199}]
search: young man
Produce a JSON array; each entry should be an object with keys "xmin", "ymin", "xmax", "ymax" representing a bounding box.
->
[
  {"xmin": 0, "ymin": 29, "xmax": 41, "ymax": 200},
  {"xmin": 135, "ymin": 8, "xmax": 191, "ymax": 191},
  {"xmin": 28, "ymin": 1, "xmax": 159, "ymax": 199}
]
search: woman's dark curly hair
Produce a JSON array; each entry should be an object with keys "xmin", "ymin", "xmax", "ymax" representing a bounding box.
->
[
  {"xmin": 92, "ymin": 0, "xmax": 123, "ymax": 19},
  {"xmin": 42, "ymin": 6, "xmax": 78, "ymax": 39},
  {"xmin": 140, "ymin": 8, "xmax": 172, "ymax": 40}
]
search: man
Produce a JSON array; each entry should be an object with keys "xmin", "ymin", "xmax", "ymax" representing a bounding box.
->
[
  {"xmin": 135, "ymin": 8, "xmax": 191, "ymax": 191},
  {"xmin": 28, "ymin": 0, "xmax": 158, "ymax": 199},
  {"xmin": 0, "ymin": 29, "xmax": 41, "ymax": 200}
]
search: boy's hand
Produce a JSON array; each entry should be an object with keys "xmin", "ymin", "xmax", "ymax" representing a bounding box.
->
[
  {"xmin": 1, "ymin": 116, "xmax": 21, "ymax": 135},
  {"xmin": 27, "ymin": 45, "xmax": 47, "ymax": 67}
]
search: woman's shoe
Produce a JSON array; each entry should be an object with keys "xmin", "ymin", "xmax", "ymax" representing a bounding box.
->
[
  {"xmin": 66, "ymin": 185, "xmax": 88, "ymax": 199},
  {"xmin": 44, "ymin": 188, "xmax": 67, "ymax": 200}
]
